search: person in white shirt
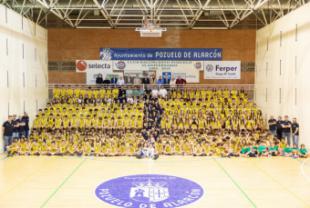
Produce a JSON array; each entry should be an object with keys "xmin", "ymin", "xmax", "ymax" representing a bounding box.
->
[
  {"xmin": 133, "ymin": 75, "xmax": 141, "ymax": 85},
  {"xmin": 170, "ymin": 76, "xmax": 176, "ymax": 88},
  {"xmin": 151, "ymin": 88, "xmax": 159, "ymax": 98},
  {"xmin": 117, "ymin": 77, "xmax": 125, "ymax": 85},
  {"xmin": 159, "ymin": 87, "xmax": 167, "ymax": 98}
]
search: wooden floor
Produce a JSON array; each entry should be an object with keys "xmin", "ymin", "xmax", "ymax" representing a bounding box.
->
[{"xmin": 0, "ymin": 155, "xmax": 309, "ymax": 208}]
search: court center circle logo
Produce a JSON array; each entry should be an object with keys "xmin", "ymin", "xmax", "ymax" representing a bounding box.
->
[{"xmin": 95, "ymin": 174, "xmax": 204, "ymax": 208}]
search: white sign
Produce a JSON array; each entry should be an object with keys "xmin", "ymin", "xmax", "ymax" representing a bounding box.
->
[
  {"xmin": 204, "ymin": 61, "xmax": 241, "ymax": 79},
  {"xmin": 76, "ymin": 60, "xmax": 112, "ymax": 73},
  {"xmin": 113, "ymin": 60, "xmax": 202, "ymax": 83},
  {"xmin": 75, "ymin": 60, "xmax": 114, "ymax": 84}
]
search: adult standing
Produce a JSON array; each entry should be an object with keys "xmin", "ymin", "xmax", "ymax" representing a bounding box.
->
[
  {"xmin": 281, "ymin": 115, "xmax": 292, "ymax": 146},
  {"xmin": 276, "ymin": 116, "xmax": 283, "ymax": 140},
  {"xmin": 170, "ymin": 76, "xmax": 176, "ymax": 89},
  {"xmin": 163, "ymin": 73, "xmax": 170, "ymax": 85},
  {"xmin": 291, "ymin": 118, "xmax": 299, "ymax": 147},
  {"xmin": 156, "ymin": 76, "xmax": 164, "ymax": 85},
  {"xmin": 95, "ymin": 74, "xmax": 104, "ymax": 84},
  {"xmin": 111, "ymin": 76, "xmax": 118, "ymax": 85},
  {"xmin": 117, "ymin": 77, "xmax": 125, "ymax": 86},
  {"xmin": 268, "ymin": 116, "xmax": 277, "ymax": 136},
  {"xmin": 2, "ymin": 116, "xmax": 13, "ymax": 151},
  {"xmin": 11, "ymin": 115, "xmax": 20, "ymax": 139},
  {"xmin": 22, "ymin": 112, "xmax": 30, "ymax": 138},
  {"xmin": 176, "ymin": 76, "xmax": 187, "ymax": 85}
]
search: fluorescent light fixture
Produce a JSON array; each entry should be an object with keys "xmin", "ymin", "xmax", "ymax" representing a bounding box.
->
[
  {"xmin": 193, "ymin": 27, "xmax": 228, "ymax": 29},
  {"xmin": 76, "ymin": 26, "xmax": 111, "ymax": 29}
]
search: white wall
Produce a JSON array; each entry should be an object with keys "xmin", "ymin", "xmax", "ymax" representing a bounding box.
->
[
  {"xmin": 255, "ymin": 2, "xmax": 310, "ymax": 146},
  {"xmin": 0, "ymin": 5, "xmax": 48, "ymax": 152}
]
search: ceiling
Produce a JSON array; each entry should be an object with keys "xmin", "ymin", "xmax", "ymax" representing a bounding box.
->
[{"xmin": 2, "ymin": 0, "xmax": 309, "ymax": 29}]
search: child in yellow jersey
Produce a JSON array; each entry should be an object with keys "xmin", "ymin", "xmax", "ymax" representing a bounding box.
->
[
  {"xmin": 83, "ymin": 141, "xmax": 92, "ymax": 156},
  {"xmin": 182, "ymin": 141, "xmax": 192, "ymax": 155},
  {"xmin": 193, "ymin": 143, "xmax": 204, "ymax": 156},
  {"xmin": 118, "ymin": 142, "xmax": 126, "ymax": 156},
  {"xmin": 19, "ymin": 139, "xmax": 30, "ymax": 155},
  {"xmin": 67, "ymin": 143, "xmax": 76, "ymax": 156},
  {"xmin": 7, "ymin": 138, "xmax": 19, "ymax": 156},
  {"xmin": 174, "ymin": 140, "xmax": 183, "ymax": 155},
  {"xmin": 30, "ymin": 141, "xmax": 40, "ymax": 156},
  {"xmin": 155, "ymin": 141, "xmax": 164, "ymax": 155},
  {"xmin": 94, "ymin": 140, "xmax": 102, "ymax": 156},
  {"xmin": 163, "ymin": 142, "xmax": 172, "ymax": 155}
]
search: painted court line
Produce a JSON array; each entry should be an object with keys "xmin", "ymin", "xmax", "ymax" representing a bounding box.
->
[
  {"xmin": 254, "ymin": 161, "xmax": 310, "ymax": 207},
  {"xmin": 40, "ymin": 158, "xmax": 87, "ymax": 208},
  {"xmin": 213, "ymin": 158, "xmax": 257, "ymax": 208}
]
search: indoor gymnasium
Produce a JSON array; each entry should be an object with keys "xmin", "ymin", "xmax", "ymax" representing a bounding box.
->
[{"xmin": 1, "ymin": 0, "xmax": 310, "ymax": 207}]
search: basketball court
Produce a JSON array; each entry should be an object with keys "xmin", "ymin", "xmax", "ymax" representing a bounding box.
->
[
  {"xmin": 0, "ymin": 156, "xmax": 309, "ymax": 208},
  {"xmin": 1, "ymin": 1, "xmax": 310, "ymax": 208}
]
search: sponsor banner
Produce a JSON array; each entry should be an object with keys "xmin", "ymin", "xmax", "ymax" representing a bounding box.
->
[
  {"xmin": 113, "ymin": 60, "xmax": 201, "ymax": 83},
  {"xmin": 204, "ymin": 61, "xmax": 241, "ymax": 79},
  {"xmin": 75, "ymin": 60, "xmax": 113, "ymax": 84},
  {"xmin": 100, "ymin": 48, "xmax": 222, "ymax": 61},
  {"xmin": 76, "ymin": 60, "xmax": 112, "ymax": 73}
]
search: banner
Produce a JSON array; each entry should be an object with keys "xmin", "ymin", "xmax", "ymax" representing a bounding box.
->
[
  {"xmin": 203, "ymin": 61, "xmax": 241, "ymax": 79},
  {"xmin": 113, "ymin": 60, "xmax": 201, "ymax": 83},
  {"xmin": 100, "ymin": 48, "xmax": 222, "ymax": 61},
  {"xmin": 76, "ymin": 60, "xmax": 114, "ymax": 84},
  {"xmin": 76, "ymin": 60, "xmax": 112, "ymax": 73}
]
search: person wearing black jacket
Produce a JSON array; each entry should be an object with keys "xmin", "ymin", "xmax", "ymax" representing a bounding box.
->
[
  {"xmin": 2, "ymin": 116, "xmax": 13, "ymax": 151},
  {"xmin": 11, "ymin": 115, "xmax": 20, "ymax": 139},
  {"xmin": 21, "ymin": 112, "xmax": 30, "ymax": 138},
  {"xmin": 95, "ymin": 74, "xmax": 104, "ymax": 84},
  {"xmin": 292, "ymin": 118, "xmax": 299, "ymax": 147},
  {"xmin": 268, "ymin": 116, "xmax": 277, "ymax": 136},
  {"xmin": 276, "ymin": 116, "xmax": 283, "ymax": 140}
]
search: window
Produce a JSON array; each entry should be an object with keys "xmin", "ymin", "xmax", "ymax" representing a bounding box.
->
[
  {"xmin": 22, "ymin": 72, "xmax": 26, "ymax": 88},
  {"xmin": 265, "ymin": 88, "xmax": 268, "ymax": 103},
  {"xmin": 295, "ymin": 88, "xmax": 297, "ymax": 105},
  {"xmin": 6, "ymin": 70, "xmax": 9, "ymax": 88},
  {"xmin": 35, "ymin": 74, "xmax": 38, "ymax": 88},
  {"xmin": 6, "ymin": 38, "xmax": 8, "ymax": 56},
  {"xmin": 279, "ymin": 59, "xmax": 282, "ymax": 75},
  {"xmin": 5, "ymin": 7, "xmax": 8, "ymax": 23},
  {"xmin": 295, "ymin": 24, "xmax": 298, "ymax": 42},
  {"xmin": 280, "ymin": 31, "xmax": 282, "ymax": 47},
  {"xmin": 295, "ymin": 56, "xmax": 297, "ymax": 74},
  {"xmin": 279, "ymin": 88, "xmax": 282, "ymax": 104},
  {"xmin": 23, "ymin": 100, "xmax": 26, "ymax": 113},
  {"xmin": 7, "ymin": 102, "xmax": 10, "ymax": 116},
  {"xmin": 36, "ymin": 99, "xmax": 39, "ymax": 112},
  {"xmin": 266, "ymin": 62, "xmax": 268, "ymax": 77},
  {"xmin": 22, "ymin": 43, "xmax": 24, "ymax": 59}
]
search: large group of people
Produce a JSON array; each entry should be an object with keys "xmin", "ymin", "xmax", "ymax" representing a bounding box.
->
[{"xmin": 3, "ymin": 86, "xmax": 309, "ymax": 158}]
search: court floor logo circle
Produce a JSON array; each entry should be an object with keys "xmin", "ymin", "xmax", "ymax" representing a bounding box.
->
[{"xmin": 95, "ymin": 174, "xmax": 204, "ymax": 208}]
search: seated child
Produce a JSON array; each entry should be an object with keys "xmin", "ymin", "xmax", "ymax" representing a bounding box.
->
[{"xmin": 299, "ymin": 144, "xmax": 309, "ymax": 158}]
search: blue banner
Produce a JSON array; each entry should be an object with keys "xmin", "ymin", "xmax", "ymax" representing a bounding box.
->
[{"xmin": 100, "ymin": 48, "xmax": 222, "ymax": 61}]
